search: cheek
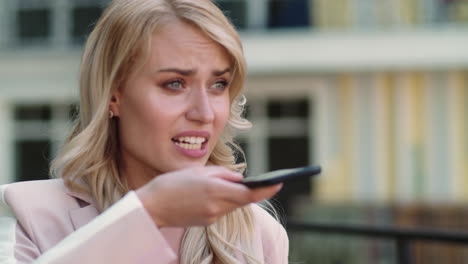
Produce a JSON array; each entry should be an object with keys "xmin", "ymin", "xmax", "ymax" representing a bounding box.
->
[
  {"xmin": 119, "ymin": 93, "xmax": 172, "ymax": 140},
  {"xmin": 121, "ymin": 96, "xmax": 153, "ymax": 127},
  {"xmin": 214, "ymin": 97, "xmax": 231, "ymax": 130}
]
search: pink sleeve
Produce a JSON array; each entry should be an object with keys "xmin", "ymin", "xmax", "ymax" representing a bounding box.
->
[
  {"xmin": 252, "ymin": 204, "xmax": 289, "ymax": 264},
  {"xmin": 1, "ymin": 184, "xmax": 40, "ymax": 264},
  {"xmin": 1, "ymin": 190, "xmax": 177, "ymax": 264},
  {"xmin": 14, "ymin": 224, "xmax": 41, "ymax": 263},
  {"xmin": 275, "ymin": 224, "xmax": 289, "ymax": 264},
  {"xmin": 36, "ymin": 192, "xmax": 177, "ymax": 263},
  {"xmin": 263, "ymin": 220, "xmax": 289, "ymax": 264}
]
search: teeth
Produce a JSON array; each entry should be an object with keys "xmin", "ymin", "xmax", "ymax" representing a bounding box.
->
[
  {"xmin": 175, "ymin": 136, "xmax": 206, "ymax": 144},
  {"xmin": 175, "ymin": 142, "xmax": 202, "ymax": 150},
  {"xmin": 173, "ymin": 136, "xmax": 206, "ymax": 150}
]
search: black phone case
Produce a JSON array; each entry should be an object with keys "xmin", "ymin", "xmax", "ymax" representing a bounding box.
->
[{"xmin": 242, "ymin": 165, "xmax": 321, "ymax": 188}]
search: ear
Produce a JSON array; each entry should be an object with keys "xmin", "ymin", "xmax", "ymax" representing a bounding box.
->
[{"xmin": 109, "ymin": 89, "xmax": 122, "ymax": 117}]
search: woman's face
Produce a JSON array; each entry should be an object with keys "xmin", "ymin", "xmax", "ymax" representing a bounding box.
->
[{"xmin": 111, "ymin": 20, "xmax": 232, "ymax": 187}]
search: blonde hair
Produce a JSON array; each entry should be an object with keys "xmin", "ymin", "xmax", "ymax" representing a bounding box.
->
[{"xmin": 50, "ymin": 0, "xmax": 262, "ymax": 263}]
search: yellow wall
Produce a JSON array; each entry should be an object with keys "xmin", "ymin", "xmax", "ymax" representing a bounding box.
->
[
  {"xmin": 450, "ymin": 71, "xmax": 468, "ymax": 201},
  {"xmin": 315, "ymin": 71, "xmax": 468, "ymax": 204}
]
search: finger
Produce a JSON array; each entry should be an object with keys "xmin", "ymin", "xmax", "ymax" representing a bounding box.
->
[
  {"xmin": 206, "ymin": 166, "xmax": 244, "ymax": 183},
  {"xmin": 209, "ymin": 179, "xmax": 256, "ymax": 204},
  {"xmin": 214, "ymin": 182, "xmax": 283, "ymax": 208},
  {"xmin": 248, "ymin": 183, "xmax": 283, "ymax": 203},
  {"xmin": 216, "ymin": 172, "xmax": 243, "ymax": 182}
]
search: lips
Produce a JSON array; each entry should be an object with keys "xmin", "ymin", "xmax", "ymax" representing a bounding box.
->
[{"xmin": 171, "ymin": 131, "xmax": 210, "ymax": 157}]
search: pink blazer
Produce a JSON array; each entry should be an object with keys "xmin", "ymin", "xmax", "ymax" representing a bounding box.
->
[{"xmin": 0, "ymin": 179, "xmax": 289, "ymax": 263}]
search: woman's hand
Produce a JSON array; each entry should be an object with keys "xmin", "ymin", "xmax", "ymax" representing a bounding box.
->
[{"xmin": 135, "ymin": 166, "xmax": 282, "ymax": 227}]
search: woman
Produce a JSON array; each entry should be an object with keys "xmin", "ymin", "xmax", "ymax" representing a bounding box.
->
[{"xmin": 0, "ymin": 0, "xmax": 288, "ymax": 263}]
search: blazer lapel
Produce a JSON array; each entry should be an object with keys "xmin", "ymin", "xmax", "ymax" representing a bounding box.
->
[
  {"xmin": 69, "ymin": 205, "xmax": 100, "ymax": 230},
  {"xmin": 65, "ymin": 189, "xmax": 100, "ymax": 230}
]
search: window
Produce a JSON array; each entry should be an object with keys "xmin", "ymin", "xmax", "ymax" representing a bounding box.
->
[
  {"xmin": 445, "ymin": 0, "xmax": 468, "ymax": 23},
  {"xmin": 15, "ymin": 140, "xmax": 51, "ymax": 182},
  {"xmin": 240, "ymin": 98, "xmax": 313, "ymax": 215},
  {"xmin": 13, "ymin": 104, "xmax": 76, "ymax": 182},
  {"xmin": 11, "ymin": 1, "xmax": 110, "ymax": 46},
  {"xmin": 268, "ymin": 137, "xmax": 310, "ymax": 214},
  {"xmin": 14, "ymin": 104, "xmax": 52, "ymax": 182},
  {"xmin": 268, "ymin": 0, "xmax": 311, "ymax": 28},
  {"xmin": 14, "ymin": 105, "xmax": 51, "ymax": 121},
  {"xmin": 267, "ymin": 99, "xmax": 309, "ymax": 118},
  {"xmin": 215, "ymin": 0, "xmax": 312, "ymax": 30},
  {"xmin": 72, "ymin": 6, "xmax": 103, "ymax": 43},
  {"xmin": 268, "ymin": 99, "xmax": 310, "ymax": 215},
  {"xmin": 16, "ymin": 8, "xmax": 51, "ymax": 42},
  {"xmin": 215, "ymin": 0, "xmax": 247, "ymax": 29}
]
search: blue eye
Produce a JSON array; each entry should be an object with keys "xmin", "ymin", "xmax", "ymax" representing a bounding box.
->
[
  {"xmin": 164, "ymin": 79, "xmax": 184, "ymax": 91},
  {"xmin": 211, "ymin": 80, "xmax": 228, "ymax": 91}
]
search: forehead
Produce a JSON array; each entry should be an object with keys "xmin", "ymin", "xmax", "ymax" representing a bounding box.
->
[{"xmin": 144, "ymin": 20, "xmax": 232, "ymax": 69}]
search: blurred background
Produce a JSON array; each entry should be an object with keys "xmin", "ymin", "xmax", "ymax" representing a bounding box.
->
[{"xmin": 0, "ymin": 0, "xmax": 467, "ymax": 263}]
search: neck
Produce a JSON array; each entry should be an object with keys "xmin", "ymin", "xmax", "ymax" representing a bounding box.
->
[{"xmin": 119, "ymin": 153, "xmax": 161, "ymax": 190}]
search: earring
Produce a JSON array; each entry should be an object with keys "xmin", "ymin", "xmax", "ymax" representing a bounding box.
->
[{"xmin": 109, "ymin": 110, "xmax": 114, "ymax": 119}]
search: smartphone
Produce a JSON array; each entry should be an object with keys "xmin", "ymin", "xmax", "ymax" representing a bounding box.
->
[{"xmin": 242, "ymin": 165, "xmax": 321, "ymax": 188}]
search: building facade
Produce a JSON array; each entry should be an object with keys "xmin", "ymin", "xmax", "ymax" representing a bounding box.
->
[{"xmin": 0, "ymin": 0, "xmax": 467, "ymax": 208}]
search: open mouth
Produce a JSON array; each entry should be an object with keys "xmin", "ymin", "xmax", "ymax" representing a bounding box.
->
[{"xmin": 171, "ymin": 136, "xmax": 207, "ymax": 150}]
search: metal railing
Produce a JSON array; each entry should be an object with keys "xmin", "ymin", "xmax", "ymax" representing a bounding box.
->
[{"xmin": 287, "ymin": 221, "xmax": 468, "ymax": 264}]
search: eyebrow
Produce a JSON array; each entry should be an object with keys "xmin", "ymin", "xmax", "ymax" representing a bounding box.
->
[
  {"xmin": 213, "ymin": 68, "xmax": 232, "ymax": 76},
  {"xmin": 156, "ymin": 67, "xmax": 232, "ymax": 76}
]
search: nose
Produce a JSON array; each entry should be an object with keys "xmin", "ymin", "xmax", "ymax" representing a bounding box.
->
[{"xmin": 185, "ymin": 89, "xmax": 215, "ymax": 124}]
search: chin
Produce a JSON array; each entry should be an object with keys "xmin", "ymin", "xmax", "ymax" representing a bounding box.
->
[{"xmin": 170, "ymin": 159, "xmax": 209, "ymax": 171}]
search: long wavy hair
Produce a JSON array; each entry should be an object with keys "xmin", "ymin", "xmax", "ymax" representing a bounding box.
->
[{"xmin": 50, "ymin": 0, "xmax": 262, "ymax": 263}]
